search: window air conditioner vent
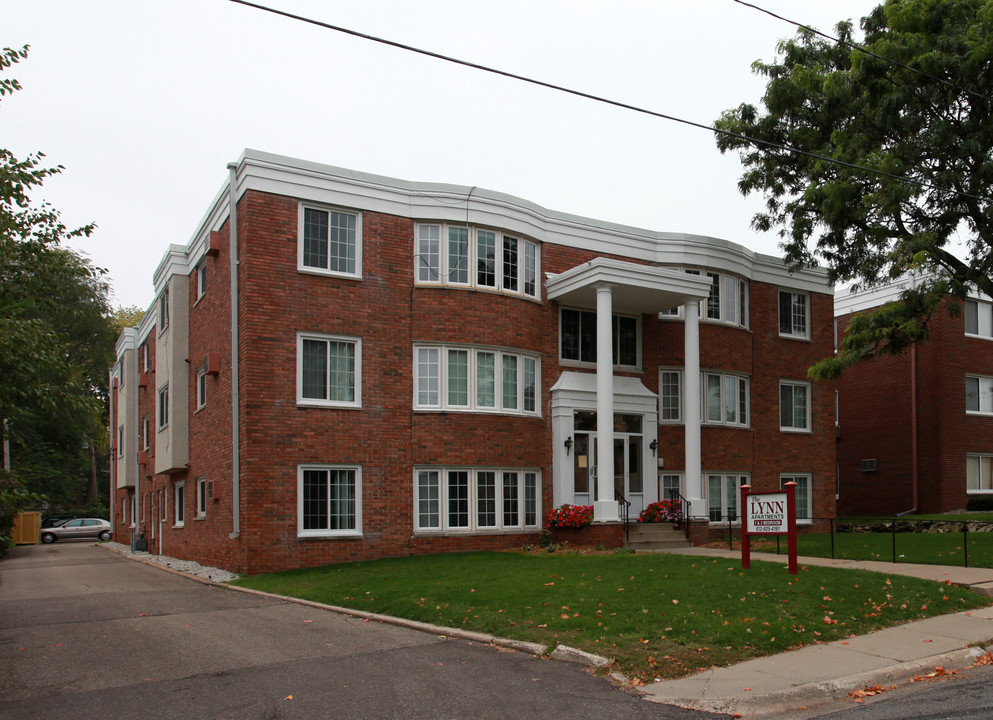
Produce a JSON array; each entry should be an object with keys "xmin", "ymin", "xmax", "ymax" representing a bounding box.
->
[{"xmin": 860, "ymin": 459, "xmax": 877, "ymax": 473}]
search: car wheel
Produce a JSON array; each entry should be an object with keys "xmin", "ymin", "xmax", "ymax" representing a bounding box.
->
[
  {"xmin": 98, "ymin": 530, "xmax": 111, "ymax": 541},
  {"xmin": 41, "ymin": 532, "xmax": 56, "ymax": 544}
]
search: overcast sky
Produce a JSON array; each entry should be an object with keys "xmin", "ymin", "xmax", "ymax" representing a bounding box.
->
[{"xmin": 5, "ymin": 0, "xmax": 879, "ymax": 310}]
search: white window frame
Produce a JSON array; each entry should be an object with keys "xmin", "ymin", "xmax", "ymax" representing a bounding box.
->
[
  {"xmin": 414, "ymin": 467, "xmax": 541, "ymax": 534},
  {"xmin": 965, "ymin": 299, "xmax": 993, "ymax": 339},
  {"xmin": 117, "ymin": 425, "xmax": 125, "ymax": 457},
  {"xmin": 703, "ymin": 371, "xmax": 750, "ymax": 427},
  {"xmin": 659, "ymin": 473, "xmax": 683, "ymax": 502},
  {"xmin": 196, "ymin": 476, "xmax": 207, "ymax": 518},
  {"xmin": 297, "ymin": 464, "xmax": 363, "ymax": 538},
  {"xmin": 966, "ymin": 375, "xmax": 993, "ymax": 415},
  {"xmin": 195, "ymin": 262, "xmax": 207, "ymax": 301},
  {"xmin": 413, "ymin": 345, "xmax": 540, "ymax": 416},
  {"xmin": 414, "ymin": 223, "xmax": 540, "ymax": 299},
  {"xmin": 196, "ymin": 370, "xmax": 207, "ymax": 411},
  {"xmin": 967, "ymin": 454, "xmax": 993, "ymax": 493},
  {"xmin": 142, "ymin": 416, "xmax": 150, "ymax": 450},
  {"xmin": 706, "ymin": 473, "xmax": 749, "ymax": 523},
  {"xmin": 780, "ymin": 380, "xmax": 811, "ymax": 432},
  {"xmin": 158, "ymin": 287, "xmax": 169, "ymax": 332},
  {"xmin": 298, "ymin": 204, "xmax": 362, "ymax": 279},
  {"xmin": 778, "ymin": 289, "xmax": 810, "ymax": 339},
  {"xmin": 296, "ymin": 333, "xmax": 361, "ymax": 409},
  {"xmin": 559, "ymin": 307, "xmax": 641, "ymax": 370},
  {"xmin": 174, "ymin": 481, "xmax": 185, "ymax": 528},
  {"xmin": 781, "ymin": 474, "xmax": 813, "ymax": 523},
  {"xmin": 157, "ymin": 384, "xmax": 169, "ymax": 430},
  {"xmin": 141, "ymin": 342, "xmax": 150, "ymax": 373}
]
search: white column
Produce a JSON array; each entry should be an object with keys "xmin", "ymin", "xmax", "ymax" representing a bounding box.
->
[
  {"xmin": 594, "ymin": 284, "xmax": 619, "ymax": 522},
  {"xmin": 683, "ymin": 300, "xmax": 704, "ymax": 518}
]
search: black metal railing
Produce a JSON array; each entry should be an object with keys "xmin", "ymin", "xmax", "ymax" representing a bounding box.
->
[
  {"xmin": 615, "ymin": 490, "xmax": 631, "ymax": 541},
  {"xmin": 667, "ymin": 489, "xmax": 693, "ymax": 539}
]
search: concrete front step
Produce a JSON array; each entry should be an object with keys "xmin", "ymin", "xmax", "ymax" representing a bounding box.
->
[{"xmin": 625, "ymin": 523, "xmax": 693, "ymax": 550}]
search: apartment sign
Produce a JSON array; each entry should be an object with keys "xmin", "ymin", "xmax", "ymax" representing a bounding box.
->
[
  {"xmin": 740, "ymin": 483, "xmax": 799, "ymax": 575},
  {"xmin": 746, "ymin": 493, "xmax": 788, "ymax": 534}
]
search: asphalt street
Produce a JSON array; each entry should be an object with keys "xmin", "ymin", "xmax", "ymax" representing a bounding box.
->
[{"xmin": 0, "ymin": 543, "xmax": 723, "ymax": 720}]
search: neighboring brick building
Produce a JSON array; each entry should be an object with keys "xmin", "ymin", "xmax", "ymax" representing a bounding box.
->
[
  {"xmin": 835, "ymin": 279, "xmax": 993, "ymax": 515},
  {"xmin": 109, "ymin": 150, "xmax": 836, "ymax": 574}
]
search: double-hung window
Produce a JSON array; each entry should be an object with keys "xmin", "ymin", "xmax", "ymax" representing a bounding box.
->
[
  {"xmin": 967, "ymin": 375, "xmax": 993, "ymax": 414},
  {"xmin": 142, "ymin": 416, "xmax": 150, "ymax": 450},
  {"xmin": 414, "ymin": 345, "xmax": 538, "ymax": 415},
  {"xmin": 707, "ymin": 473, "xmax": 748, "ymax": 522},
  {"xmin": 779, "ymin": 290, "xmax": 809, "ymax": 338},
  {"xmin": 660, "ymin": 369, "xmax": 682, "ymax": 422},
  {"xmin": 704, "ymin": 372, "xmax": 749, "ymax": 427},
  {"xmin": 415, "ymin": 468, "xmax": 540, "ymax": 533},
  {"xmin": 297, "ymin": 333, "xmax": 361, "ymax": 408},
  {"xmin": 298, "ymin": 464, "xmax": 361, "ymax": 537},
  {"xmin": 415, "ymin": 224, "xmax": 539, "ymax": 298},
  {"xmin": 299, "ymin": 205, "xmax": 361, "ymax": 278},
  {"xmin": 174, "ymin": 481, "xmax": 185, "ymax": 527},
  {"xmin": 158, "ymin": 287, "xmax": 169, "ymax": 331},
  {"xmin": 780, "ymin": 381, "xmax": 811, "ymax": 432},
  {"xmin": 781, "ymin": 474, "xmax": 812, "ymax": 522},
  {"xmin": 560, "ymin": 308, "xmax": 640, "ymax": 368},
  {"xmin": 967, "ymin": 455, "xmax": 993, "ymax": 493},
  {"xmin": 196, "ymin": 262, "xmax": 207, "ymax": 301},
  {"xmin": 196, "ymin": 476, "xmax": 207, "ymax": 517},
  {"xmin": 196, "ymin": 370, "xmax": 207, "ymax": 410},
  {"xmin": 965, "ymin": 299, "xmax": 993, "ymax": 339},
  {"xmin": 157, "ymin": 384, "xmax": 169, "ymax": 429}
]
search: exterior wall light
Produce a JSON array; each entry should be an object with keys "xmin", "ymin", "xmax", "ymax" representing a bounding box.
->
[{"xmin": 564, "ymin": 436, "xmax": 573, "ymax": 455}]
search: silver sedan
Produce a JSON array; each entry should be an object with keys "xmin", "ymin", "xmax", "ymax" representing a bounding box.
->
[{"xmin": 40, "ymin": 518, "xmax": 112, "ymax": 544}]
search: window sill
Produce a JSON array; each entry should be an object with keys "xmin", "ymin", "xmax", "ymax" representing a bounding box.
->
[
  {"xmin": 297, "ymin": 267, "xmax": 362, "ymax": 282},
  {"xmin": 779, "ymin": 427, "xmax": 812, "ymax": 434},
  {"xmin": 413, "ymin": 528, "xmax": 541, "ymax": 537},
  {"xmin": 297, "ymin": 400, "xmax": 361, "ymax": 410},
  {"xmin": 778, "ymin": 334, "xmax": 812, "ymax": 342},
  {"xmin": 297, "ymin": 531, "xmax": 363, "ymax": 539}
]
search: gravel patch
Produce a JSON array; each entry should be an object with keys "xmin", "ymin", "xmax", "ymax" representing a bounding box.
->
[{"xmin": 104, "ymin": 542, "xmax": 240, "ymax": 583}]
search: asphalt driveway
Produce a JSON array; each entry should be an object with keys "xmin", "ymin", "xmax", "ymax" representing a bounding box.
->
[{"xmin": 0, "ymin": 543, "xmax": 719, "ymax": 719}]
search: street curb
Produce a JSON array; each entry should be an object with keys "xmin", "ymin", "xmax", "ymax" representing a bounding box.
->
[{"xmin": 644, "ymin": 643, "xmax": 993, "ymax": 718}]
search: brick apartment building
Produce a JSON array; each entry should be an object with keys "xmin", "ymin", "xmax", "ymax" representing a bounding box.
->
[
  {"xmin": 109, "ymin": 150, "xmax": 837, "ymax": 574},
  {"xmin": 835, "ymin": 279, "xmax": 993, "ymax": 515}
]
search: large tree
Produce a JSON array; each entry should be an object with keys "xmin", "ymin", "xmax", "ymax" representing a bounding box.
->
[
  {"xmin": 715, "ymin": 0, "xmax": 993, "ymax": 377},
  {"xmin": 0, "ymin": 45, "xmax": 116, "ymax": 521}
]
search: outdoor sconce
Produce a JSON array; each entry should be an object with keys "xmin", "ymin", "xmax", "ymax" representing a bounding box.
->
[
  {"xmin": 650, "ymin": 438, "xmax": 658, "ymax": 457},
  {"xmin": 564, "ymin": 436, "xmax": 573, "ymax": 455}
]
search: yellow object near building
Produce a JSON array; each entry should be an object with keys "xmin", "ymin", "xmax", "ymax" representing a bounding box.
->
[{"xmin": 11, "ymin": 511, "xmax": 41, "ymax": 545}]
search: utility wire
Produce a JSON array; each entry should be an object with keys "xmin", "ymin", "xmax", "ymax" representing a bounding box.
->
[
  {"xmin": 227, "ymin": 0, "xmax": 989, "ymax": 204},
  {"xmin": 731, "ymin": 0, "xmax": 993, "ymax": 105}
]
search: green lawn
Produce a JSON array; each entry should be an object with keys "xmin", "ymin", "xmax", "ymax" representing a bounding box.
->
[
  {"xmin": 747, "ymin": 524, "xmax": 993, "ymax": 568},
  {"xmin": 232, "ymin": 550, "xmax": 993, "ymax": 682}
]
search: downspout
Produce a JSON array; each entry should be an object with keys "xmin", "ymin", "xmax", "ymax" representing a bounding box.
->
[
  {"xmin": 107, "ymin": 370, "xmax": 115, "ymax": 536},
  {"xmin": 132, "ymin": 354, "xmax": 140, "ymax": 548},
  {"xmin": 228, "ymin": 162, "xmax": 241, "ymax": 539},
  {"xmin": 910, "ymin": 342, "xmax": 919, "ymax": 512}
]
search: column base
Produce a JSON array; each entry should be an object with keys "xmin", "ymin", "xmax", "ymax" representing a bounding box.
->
[{"xmin": 593, "ymin": 500, "xmax": 620, "ymax": 523}]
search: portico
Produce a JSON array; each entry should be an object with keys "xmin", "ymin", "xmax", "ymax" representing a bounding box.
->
[{"xmin": 547, "ymin": 258, "xmax": 712, "ymax": 522}]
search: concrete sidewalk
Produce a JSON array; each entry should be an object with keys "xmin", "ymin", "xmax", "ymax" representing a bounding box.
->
[{"xmin": 639, "ymin": 548, "xmax": 993, "ymax": 718}]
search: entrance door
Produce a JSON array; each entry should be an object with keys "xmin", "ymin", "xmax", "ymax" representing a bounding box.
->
[{"xmin": 571, "ymin": 412, "xmax": 644, "ymax": 514}]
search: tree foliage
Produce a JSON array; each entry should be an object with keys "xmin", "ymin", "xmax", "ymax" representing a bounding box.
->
[
  {"xmin": 715, "ymin": 0, "xmax": 993, "ymax": 377},
  {"xmin": 0, "ymin": 45, "xmax": 117, "ymax": 514}
]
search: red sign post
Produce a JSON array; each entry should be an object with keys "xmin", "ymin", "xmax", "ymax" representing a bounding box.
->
[{"xmin": 740, "ymin": 482, "xmax": 798, "ymax": 575}]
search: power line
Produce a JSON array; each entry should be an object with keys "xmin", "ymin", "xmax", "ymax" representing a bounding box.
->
[
  {"xmin": 731, "ymin": 0, "xmax": 993, "ymax": 105},
  {"xmin": 227, "ymin": 0, "xmax": 989, "ymax": 204}
]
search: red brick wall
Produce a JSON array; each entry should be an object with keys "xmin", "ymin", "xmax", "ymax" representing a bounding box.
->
[
  {"xmin": 837, "ymin": 298, "xmax": 993, "ymax": 515},
  {"xmin": 118, "ymin": 189, "xmax": 837, "ymax": 574}
]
